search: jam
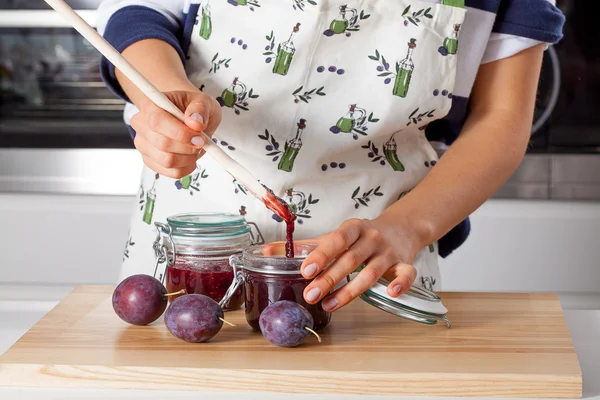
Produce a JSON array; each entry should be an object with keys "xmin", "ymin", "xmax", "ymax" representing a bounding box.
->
[
  {"xmin": 263, "ymin": 189, "xmax": 297, "ymax": 258},
  {"xmin": 243, "ymin": 269, "xmax": 331, "ymax": 332},
  {"xmin": 165, "ymin": 254, "xmax": 244, "ymax": 311}
]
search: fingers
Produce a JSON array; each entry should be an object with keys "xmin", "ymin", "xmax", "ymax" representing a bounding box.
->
[
  {"xmin": 141, "ymin": 101, "xmax": 205, "ymax": 146},
  {"xmin": 384, "ymin": 263, "xmax": 417, "ymax": 298},
  {"xmin": 320, "ymin": 256, "xmax": 393, "ymax": 312},
  {"xmin": 303, "ymin": 237, "xmax": 375, "ymax": 309},
  {"xmin": 184, "ymin": 96, "xmax": 222, "ymax": 138},
  {"xmin": 132, "ymin": 114, "xmax": 199, "ymax": 155},
  {"xmin": 300, "ymin": 219, "xmax": 363, "ymax": 279},
  {"xmin": 135, "ymin": 130, "xmax": 199, "ymax": 179}
]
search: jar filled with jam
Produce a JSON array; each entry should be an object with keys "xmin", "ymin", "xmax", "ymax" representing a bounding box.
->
[
  {"xmin": 152, "ymin": 213, "xmax": 263, "ymax": 311},
  {"xmin": 222, "ymin": 243, "xmax": 331, "ymax": 331}
]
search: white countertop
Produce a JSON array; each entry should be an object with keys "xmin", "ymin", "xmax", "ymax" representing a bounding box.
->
[{"xmin": 1, "ymin": 285, "xmax": 599, "ymax": 400}]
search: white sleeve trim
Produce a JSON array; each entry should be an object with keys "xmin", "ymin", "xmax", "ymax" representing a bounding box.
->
[{"xmin": 481, "ymin": 33, "xmax": 547, "ymax": 64}]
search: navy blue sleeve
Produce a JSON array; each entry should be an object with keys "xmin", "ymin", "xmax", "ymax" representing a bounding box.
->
[
  {"xmin": 100, "ymin": 5, "xmax": 186, "ymax": 102},
  {"xmin": 493, "ymin": 0, "xmax": 565, "ymax": 44}
]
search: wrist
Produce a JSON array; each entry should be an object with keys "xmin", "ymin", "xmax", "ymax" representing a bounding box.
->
[{"xmin": 374, "ymin": 208, "xmax": 436, "ymax": 261}]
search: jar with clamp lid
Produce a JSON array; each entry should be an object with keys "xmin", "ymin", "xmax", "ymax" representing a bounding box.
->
[{"xmin": 152, "ymin": 213, "xmax": 263, "ymax": 311}]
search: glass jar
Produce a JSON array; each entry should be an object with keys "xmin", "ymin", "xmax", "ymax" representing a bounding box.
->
[
  {"xmin": 153, "ymin": 213, "xmax": 263, "ymax": 311},
  {"xmin": 223, "ymin": 243, "xmax": 331, "ymax": 331}
]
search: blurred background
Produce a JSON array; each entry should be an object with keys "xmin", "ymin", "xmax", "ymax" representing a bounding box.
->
[{"xmin": 0, "ymin": 0, "xmax": 598, "ymax": 306}]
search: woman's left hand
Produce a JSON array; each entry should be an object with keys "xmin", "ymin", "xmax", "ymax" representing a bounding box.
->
[{"xmin": 299, "ymin": 217, "xmax": 420, "ymax": 312}]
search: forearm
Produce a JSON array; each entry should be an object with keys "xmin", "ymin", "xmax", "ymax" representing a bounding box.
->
[
  {"xmin": 115, "ymin": 39, "xmax": 197, "ymax": 108},
  {"xmin": 381, "ymin": 45, "xmax": 544, "ymax": 257}
]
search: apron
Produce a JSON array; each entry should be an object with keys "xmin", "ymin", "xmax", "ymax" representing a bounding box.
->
[{"xmin": 120, "ymin": 0, "xmax": 467, "ymax": 294}]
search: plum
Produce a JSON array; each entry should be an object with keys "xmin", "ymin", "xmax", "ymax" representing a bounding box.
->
[
  {"xmin": 259, "ymin": 300, "xmax": 322, "ymax": 347},
  {"xmin": 164, "ymin": 294, "xmax": 234, "ymax": 343},
  {"xmin": 113, "ymin": 274, "xmax": 177, "ymax": 326}
]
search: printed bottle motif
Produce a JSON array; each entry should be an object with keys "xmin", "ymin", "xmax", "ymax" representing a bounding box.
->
[
  {"xmin": 278, "ymin": 118, "xmax": 307, "ymax": 172},
  {"xmin": 273, "ymin": 23, "xmax": 301, "ymax": 76},
  {"xmin": 272, "ymin": 188, "xmax": 319, "ymax": 224},
  {"xmin": 442, "ymin": 0, "xmax": 465, "ymax": 8},
  {"xmin": 198, "ymin": 1, "xmax": 212, "ymax": 40},
  {"xmin": 175, "ymin": 168, "xmax": 208, "ymax": 195},
  {"xmin": 216, "ymin": 77, "xmax": 259, "ymax": 114},
  {"xmin": 330, "ymin": 105, "xmax": 379, "ymax": 140},
  {"xmin": 393, "ymin": 39, "xmax": 417, "ymax": 98},
  {"xmin": 442, "ymin": 24, "xmax": 461, "ymax": 55},
  {"xmin": 142, "ymin": 173, "xmax": 159, "ymax": 225},
  {"xmin": 324, "ymin": 5, "xmax": 370, "ymax": 37},
  {"xmin": 383, "ymin": 134, "xmax": 405, "ymax": 172}
]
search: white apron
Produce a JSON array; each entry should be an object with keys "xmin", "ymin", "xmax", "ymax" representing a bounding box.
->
[{"xmin": 120, "ymin": 0, "xmax": 467, "ymax": 293}]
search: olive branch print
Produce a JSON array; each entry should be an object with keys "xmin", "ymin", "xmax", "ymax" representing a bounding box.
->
[
  {"xmin": 209, "ymin": 53, "xmax": 231, "ymax": 74},
  {"xmin": 401, "ymin": 5, "xmax": 433, "ymax": 27},
  {"xmin": 292, "ymin": 0, "xmax": 316, "ymax": 11},
  {"xmin": 368, "ymin": 50, "xmax": 396, "ymax": 85},
  {"xmin": 351, "ymin": 185, "xmax": 384, "ymax": 209},
  {"xmin": 292, "ymin": 86, "xmax": 326, "ymax": 103},
  {"xmin": 294, "ymin": 193, "xmax": 320, "ymax": 220},
  {"xmin": 346, "ymin": 10, "xmax": 371, "ymax": 32},
  {"xmin": 233, "ymin": 179, "xmax": 248, "ymax": 195},
  {"xmin": 123, "ymin": 234, "xmax": 135, "ymax": 261},
  {"xmin": 138, "ymin": 185, "xmax": 145, "ymax": 211},
  {"xmin": 407, "ymin": 108, "xmax": 436, "ymax": 130},
  {"xmin": 258, "ymin": 129, "xmax": 283, "ymax": 162}
]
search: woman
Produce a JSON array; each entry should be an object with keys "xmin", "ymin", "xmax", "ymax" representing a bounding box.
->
[{"xmin": 98, "ymin": 0, "xmax": 564, "ymax": 312}]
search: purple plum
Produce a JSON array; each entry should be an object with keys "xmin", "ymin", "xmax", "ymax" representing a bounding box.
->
[
  {"xmin": 165, "ymin": 294, "xmax": 228, "ymax": 343},
  {"xmin": 112, "ymin": 274, "xmax": 168, "ymax": 326},
  {"xmin": 259, "ymin": 300, "xmax": 321, "ymax": 347}
]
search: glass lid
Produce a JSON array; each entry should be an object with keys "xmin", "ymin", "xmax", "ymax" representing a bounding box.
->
[
  {"xmin": 346, "ymin": 268, "xmax": 451, "ymax": 327},
  {"xmin": 165, "ymin": 212, "xmax": 250, "ymax": 237}
]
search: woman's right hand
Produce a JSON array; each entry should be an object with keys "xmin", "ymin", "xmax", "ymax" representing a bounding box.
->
[{"xmin": 131, "ymin": 90, "xmax": 222, "ymax": 179}]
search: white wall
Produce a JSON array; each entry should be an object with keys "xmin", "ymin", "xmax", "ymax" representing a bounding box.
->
[{"xmin": 1, "ymin": 194, "xmax": 599, "ymax": 294}]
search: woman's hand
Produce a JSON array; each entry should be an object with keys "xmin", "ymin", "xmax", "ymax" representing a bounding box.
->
[
  {"xmin": 131, "ymin": 90, "xmax": 222, "ymax": 179},
  {"xmin": 299, "ymin": 217, "xmax": 421, "ymax": 312}
]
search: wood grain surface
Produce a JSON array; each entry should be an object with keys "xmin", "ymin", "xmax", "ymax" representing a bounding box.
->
[{"xmin": 0, "ymin": 286, "xmax": 582, "ymax": 398}]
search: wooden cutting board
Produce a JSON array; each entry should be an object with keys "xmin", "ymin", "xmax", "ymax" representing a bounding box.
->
[{"xmin": 0, "ymin": 286, "xmax": 582, "ymax": 398}]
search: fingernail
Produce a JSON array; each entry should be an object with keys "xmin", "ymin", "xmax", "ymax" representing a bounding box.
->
[
  {"xmin": 305, "ymin": 287, "xmax": 321, "ymax": 303},
  {"xmin": 323, "ymin": 296, "xmax": 338, "ymax": 311},
  {"xmin": 191, "ymin": 136, "xmax": 204, "ymax": 147},
  {"xmin": 393, "ymin": 284, "xmax": 402, "ymax": 295},
  {"xmin": 190, "ymin": 112, "xmax": 204, "ymax": 125},
  {"xmin": 303, "ymin": 263, "xmax": 318, "ymax": 277}
]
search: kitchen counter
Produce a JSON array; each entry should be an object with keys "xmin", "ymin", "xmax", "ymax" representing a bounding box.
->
[{"xmin": 0, "ymin": 285, "xmax": 599, "ymax": 400}]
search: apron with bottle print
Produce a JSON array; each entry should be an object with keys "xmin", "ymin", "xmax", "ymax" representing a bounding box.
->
[{"xmin": 120, "ymin": 0, "xmax": 467, "ymax": 293}]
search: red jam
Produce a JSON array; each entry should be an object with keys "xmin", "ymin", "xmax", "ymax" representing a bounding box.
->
[
  {"xmin": 263, "ymin": 190, "xmax": 297, "ymax": 258},
  {"xmin": 165, "ymin": 254, "xmax": 243, "ymax": 311},
  {"xmin": 243, "ymin": 269, "xmax": 331, "ymax": 332}
]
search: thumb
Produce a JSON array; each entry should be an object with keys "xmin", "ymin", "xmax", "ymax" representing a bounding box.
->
[
  {"xmin": 384, "ymin": 263, "xmax": 417, "ymax": 298},
  {"xmin": 183, "ymin": 100, "xmax": 209, "ymax": 133}
]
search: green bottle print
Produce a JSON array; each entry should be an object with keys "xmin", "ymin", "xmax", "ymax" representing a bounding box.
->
[
  {"xmin": 273, "ymin": 23, "xmax": 300, "ymax": 76},
  {"xmin": 221, "ymin": 77, "xmax": 247, "ymax": 108},
  {"xmin": 278, "ymin": 118, "xmax": 306, "ymax": 172},
  {"xmin": 330, "ymin": 5, "xmax": 357, "ymax": 34},
  {"xmin": 442, "ymin": 0, "xmax": 465, "ymax": 7},
  {"xmin": 199, "ymin": 1, "xmax": 212, "ymax": 40},
  {"xmin": 383, "ymin": 135, "xmax": 405, "ymax": 172},
  {"xmin": 142, "ymin": 179, "xmax": 157, "ymax": 224},
  {"xmin": 443, "ymin": 24, "xmax": 461, "ymax": 55},
  {"xmin": 179, "ymin": 175, "xmax": 192, "ymax": 189},
  {"xmin": 234, "ymin": 0, "xmax": 247, "ymax": 5},
  {"xmin": 336, "ymin": 104, "xmax": 366, "ymax": 133},
  {"xmin": 393, "ymin": 38, "xmax": 416, "ymax": 98}
]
